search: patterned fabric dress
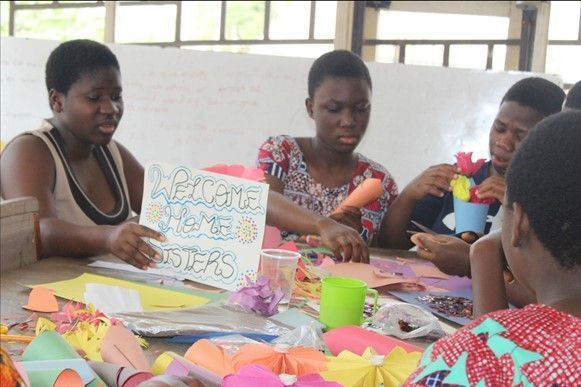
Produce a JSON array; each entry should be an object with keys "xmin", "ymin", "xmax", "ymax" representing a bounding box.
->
[
  {"xmin": 404, "ymin": 304, "xmax": 581, "ymax": 386},
  {"xmin": 257, "ymin": 135, "xmax": 398, "ymax": 244}
]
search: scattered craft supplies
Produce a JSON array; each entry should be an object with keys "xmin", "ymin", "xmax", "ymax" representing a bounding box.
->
[
  {"xmin": 28, "ymin": 273, "xmax": 209, "ymax": 311},
  {"xmin": 228, "ymin": 276, "xmax": 284, "ymax": 317}
]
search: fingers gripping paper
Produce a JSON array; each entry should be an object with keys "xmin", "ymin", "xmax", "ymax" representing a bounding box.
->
[{"xmin": 140, "ymin": 163, "xmax": 269, "ymax": 291}]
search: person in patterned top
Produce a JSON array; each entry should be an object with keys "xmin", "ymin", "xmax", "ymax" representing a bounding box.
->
[
  {"xmin": 404, "ymin": 111, "xmax": 581, "ymax": 386},
  {"xmin": 257, "ymin": 50, "xmax": 398, "ymax": 248}
]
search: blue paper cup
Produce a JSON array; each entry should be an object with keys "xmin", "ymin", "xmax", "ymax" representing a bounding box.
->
[{"xmin": 453, "ymin": 198, "xmax": 489, "ymax": 234}]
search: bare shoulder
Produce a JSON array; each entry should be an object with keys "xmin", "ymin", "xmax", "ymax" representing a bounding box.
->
[{"xmin": 1, "ymin": 134, "xmax": 56, "ymax": 198}]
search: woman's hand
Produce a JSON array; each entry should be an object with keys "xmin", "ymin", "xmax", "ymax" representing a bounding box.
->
[
  {"xmin": 329, "ymin": 205, "xmax": 363, "ymax": 233},
  {"xmin": 316, "ymin": 218, "xmax": 369, "ymax": 263},
  {"xmin": 402, "ymin": 164, "xmax": 459, "ymax": 201},
  {"xmin": 104, "ymin": 222, "xmax": 166, "ymax": 269},
  {"xmin": 410, "ymin": 232, "xmax": 471, "ymax": 276}
]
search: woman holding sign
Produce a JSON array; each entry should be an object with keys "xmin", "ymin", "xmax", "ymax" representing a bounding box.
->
[
  {"xmin": 0, "ymin": 40, "xmax": 368, "ymax": 268},
  {"xmin": 257, "ymin": 50, "xmax": 398, "ymax": 245}
]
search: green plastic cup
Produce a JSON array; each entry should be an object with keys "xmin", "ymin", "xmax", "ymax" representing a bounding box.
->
[{"xmin": 319, "ymin": 276, "xmax": 378, "ymax": 330}]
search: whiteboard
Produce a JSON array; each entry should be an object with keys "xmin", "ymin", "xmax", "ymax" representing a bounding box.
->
[{"xmin": 0, "ymin": 37, "xmax": 559, "ymax": 187}]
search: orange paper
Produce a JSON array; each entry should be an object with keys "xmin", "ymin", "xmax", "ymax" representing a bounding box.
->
[
  {"xmin": 184, "ymin": 339, "xmax": 235, "ymax": 377},
  {"xmin": 23, "ymin": 287, "xmax": 59, "ymax": 313},
  {"xmin": 100, "ymin": 325, "xmax": 149, "ymax": 371},
  {"xmin": 233, "ymin": 343, "xmax": 327, "ymax": 376},
  {"xmin": 332, "ymin": 178, "xmax": 384, "ymax": 215},
  {"xmin": 323, "ymin": 262, "xmax": 419, "ymax": 289}
]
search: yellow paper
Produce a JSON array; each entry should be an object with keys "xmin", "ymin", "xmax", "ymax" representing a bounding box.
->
[
  {"xmin": 28, "ymin": 273, "xmax": 210, "ymax": 311},
  {"xmin": 321, "ymin": 347, "xmax": 421, "ymax": 387},
  {"xmin": 450, "ymin": 175, "xmax": 471, "ymax": 202}
]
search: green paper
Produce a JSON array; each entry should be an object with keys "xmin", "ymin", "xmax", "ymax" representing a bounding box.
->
[
  {"xmin": 26, "ymin": 369, "xmax": 71, "ymax": 387},
  {"xmin": 23, "ymin": 331, "xmax": 79, "ymax": 361}
]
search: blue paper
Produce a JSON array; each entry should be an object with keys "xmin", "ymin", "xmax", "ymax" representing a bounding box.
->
[
  {"xmin": 18, "ymin": 358, "xmax": 95, "ymax": 385},
  {"xmin": 168, "ymin": 331, "xmax": 278, "ymax": 344}
]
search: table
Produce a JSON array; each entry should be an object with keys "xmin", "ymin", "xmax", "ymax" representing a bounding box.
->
[{"xmin": 0, "ymin": 248, "xmax": 456, "ymax": 362}]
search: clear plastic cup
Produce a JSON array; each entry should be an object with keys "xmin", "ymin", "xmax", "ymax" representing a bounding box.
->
[{"xmin": 260, "ymin": 249, "xmax": 301, "ymax": 304}]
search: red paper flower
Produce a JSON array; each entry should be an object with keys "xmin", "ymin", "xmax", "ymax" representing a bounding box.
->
[
  {"xmin": 455, "ymin": 152, "xmax": 485, "ymax": 176},
  {"xmin": 469, "ymin": 186, "xmax": 496, "ymax": 204}
]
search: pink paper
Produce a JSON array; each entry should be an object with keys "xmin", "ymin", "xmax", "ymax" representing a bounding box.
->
[
  {"xmin": 323, "ymin": 326, "xmax": 422, "ymax": 356},
  {"xmin": 202, "ymin": 164, "xmax": 264, "ymax": 181},
  {"xmin": 278, "ymin": 240, "xmax": 299, "ymax": 252},
  {"xmin": 324, "ymin": 262, "xmax": 419, "ymax": 289},
  {"xmin": 222, "ymin": 364, "xmax": 340, "ymax": 387},
  {"xmin": 262, "ymin": 226, "xmax": 283, "ymax": 249},
  {"xmin": 409, "ymin": 263, "xmax": 450, "ymax": 280}
]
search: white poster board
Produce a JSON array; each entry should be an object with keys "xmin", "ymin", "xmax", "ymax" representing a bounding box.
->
[{"xmin": 139, "ymin": 162, "xmax": 269, "ymax": 291}]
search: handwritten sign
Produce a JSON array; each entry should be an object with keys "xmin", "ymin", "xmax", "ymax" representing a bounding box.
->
[{"xmin": 140, "ymin": 162, "xmax": 269, "ymax": 291}]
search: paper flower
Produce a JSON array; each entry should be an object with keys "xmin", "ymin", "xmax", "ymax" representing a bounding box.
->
[
  {"xmin": 233, "ymin": 343, "xmax": 327, "ymax": 376},
  {"xmin": 455, "ymin": 152, "xmax": 485, "ymax": 176},
  {"xmin": 223, "ymin": 365, "xmax": 340, "ymax": 387},
  {"xmin": 228, "ymin": 276, "xmax": 284, "ymax": 317},
  {"xmin": 320, "ymin": 347, "xmax": 422, "ymax": 387},
  {"xmin": 469, "ymin": 185, "xmax": 496, "ymax": 204},
  {"xmin": 450, "ymin": 175, "xmax": 471, "ymax": 202},
  {"xmin": 184, "ymin": 339, "xmax": 235, "ymax": 377}
]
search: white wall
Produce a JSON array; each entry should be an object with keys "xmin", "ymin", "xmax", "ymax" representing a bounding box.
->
[{"xmin": 1, "ymin": 37, "xmax": 558, "ymax": 187}]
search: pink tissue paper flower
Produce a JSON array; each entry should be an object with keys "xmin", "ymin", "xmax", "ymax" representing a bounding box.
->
[
  {"xmin": 228, "ymin": 276, "xmax": 284, "ymax": 317},
  {"xmin": 469, "ymin": 185, "xmax": 497, "ymax": 204},
  {"xmin": 222, "ymin": 364, "xmax": 341, "ymax": 387},
  {"xmin": 455, "ymin": 151, "xmax": 486, "ymax": 177}
]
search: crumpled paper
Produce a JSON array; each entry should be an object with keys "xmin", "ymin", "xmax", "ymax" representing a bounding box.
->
[
  {"xmin": 469, "ymin": 185, "xmax": 496, "ymax": 204},
  {"xmin": 228, "ymin": 276, "xmax": 284, "ymax": 317},
  {"xmin": 222, "ymin": 365, "xmax": 340, "ymax": 387},
  {"xmin": 455, "ymin": 151, "xmax": 485, "ymax": 176},
  {"xmin": 450, "ymin": 175, "xmax": 471, "ymax": 202},
  {"xmin": 320, "ymin": 347, "xmax": 421, "ymax": 387}
]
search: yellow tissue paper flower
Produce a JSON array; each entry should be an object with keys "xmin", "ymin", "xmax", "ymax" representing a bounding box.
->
[
  {"xmin": 450, "ymin": 175, "xmax": 471, "ymax": 202},
  {"xmin": 321, "ymin": 346, "xmax": 422, "ymax": 387}
]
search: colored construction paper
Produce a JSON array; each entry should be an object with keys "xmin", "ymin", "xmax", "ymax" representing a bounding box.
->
[
  {"xmin": 322, "ymin": 262, "xmax": 420, "ymax": 289},
  {"xmin": 84, "ymin": 283, "xmax": 144, "ymax": 314},
  {"xmin": 233, "ymin": 343, "xmax": 327, "ymax": 376},
  {"xmin": 320, "ymin": 347, "xmax": 422, "ymax": 387},
  {"xmin": 202, "ymin": 164, "xmax": 265, "ymax": 182},
  {"xmin": 184, "ymin": 339, "xmax": 235, "ymax": 377},
  {"xmin": 151, "ymin": 352, "xmax": 222, "ymax": 387},
  {"xmin": 19, "ymin": 359, "xmax": 94, "ymax": 385},
  {"xmin": 262, "ymin": 226, "xmax": 283, "ymax": 249},
  {"xmin": 101, "ymin": 325, "xmax": 149, "ymax": 371},
  {"xmin": 409, "ymin": 263, "xmax": 450, "ymax": 280},
  {"xmin": 140, "ymin": 163, "xmax": 268, "ymax": 291},
  {"xmin": 26, "ymin": 368, "xmax": 84, "ymax": 387},
  {"xmin": 332, "ymin": 178, "xmax": 384, "ymax": 215},
  {"xmin": 223, "ymin": 364, "xmax": 341, "ymax": 387},
  {"xmin": 269, "ymin": 308, "xmax": 325, "ymax": 332},
  {"xmin": 22, "ymin": 331, "xmax": 104, "ymax": 387},
  {"xmin": 29, "ymin": 273, "xmax": 210, "ymax": 311},
  {"xmin": 322, "ymin": 326, "xmax": 422, "ymax": 356},
  {"xmin": 88, "ymin": 361, "xmax": 153, "ymax": 387},
  {"xmin": 22, "ymin": 287, "xmax": 59, "ymax": 313}
]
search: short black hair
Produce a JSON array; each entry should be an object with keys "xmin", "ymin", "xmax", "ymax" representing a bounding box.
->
[
  {"xmin": 45, "ymin": 39, "xmax": 120, "ymax": 94},
  {"xmin": 501, "ymin": 77, "xmax": 565, "ymax": 117},
  {"xmin": 506, "ymin": 111, "xmax": 581, "ymax": 268},
  {"xmin": 564, "ymin": 81, "xmax": 581, "ymax": 110},
  {"xmin": 307, "ymin": 50, "xmax": 372, "ymax": 99}
]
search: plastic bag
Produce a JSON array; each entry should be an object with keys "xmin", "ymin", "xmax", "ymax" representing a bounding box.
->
[
  {"xmin": 372, "ymin": 302, "xmax": 446, "ymax": 340},
  {"xmin": 271, "ymin": 324, "xmax": 325, "ymax": 351}
]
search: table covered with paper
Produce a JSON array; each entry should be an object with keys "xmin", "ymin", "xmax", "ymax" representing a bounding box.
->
[{"xmin": 0, "ymin": 164, "xmax": 468, "ymax": 387}]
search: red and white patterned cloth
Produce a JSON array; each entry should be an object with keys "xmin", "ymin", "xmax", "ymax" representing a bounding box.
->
[
  {"xmin": 405, "ymin": 304, "xmax": 581, "ymax": 386},
  {"xmin": 257, "ymin": 135, "xmax": 398, "ymax": 244}
]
